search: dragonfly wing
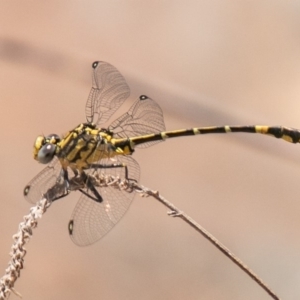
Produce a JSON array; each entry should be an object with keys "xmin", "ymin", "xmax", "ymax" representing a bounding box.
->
[
  {"xmin": 23, "ymin": 157, "xmax": 67, "ymax": 204},
  {"xmin": 69, "ymin": 155, "xmax": 140, "ymax": 246},
  {"xmin": 86, "ymin": 61, "xmax": 130, "ymax": 125},
  {"xmin": 108, "ymin": 95, "xmax": 166, "ymax": 148}
]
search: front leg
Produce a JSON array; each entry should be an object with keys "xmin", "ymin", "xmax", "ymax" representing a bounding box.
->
[
  {"xmin": 79, "ymin": 171, "xmax": 103, "ymax": 203},
  {"xmin": 46, "ymin": 169, "xmax": 70, "ymax": 202}
]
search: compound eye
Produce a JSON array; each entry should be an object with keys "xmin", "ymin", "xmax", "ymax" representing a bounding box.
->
[{"xmin": 37, "ymin": 143, "xmax": 56, "ymax": 164}]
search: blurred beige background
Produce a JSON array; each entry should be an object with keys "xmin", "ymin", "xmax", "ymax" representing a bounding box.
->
[{"xmin": 1, "ymin": 1, "xmax": 300, "ymax": 299}]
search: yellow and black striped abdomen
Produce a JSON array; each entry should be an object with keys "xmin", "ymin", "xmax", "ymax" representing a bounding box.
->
[{"xmin": 112, "ymin": 125, "xmax": 300, "ymax": 149}]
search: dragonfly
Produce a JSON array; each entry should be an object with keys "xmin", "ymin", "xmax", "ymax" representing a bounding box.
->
[{"xmin": 24, "ymin": 61, "xmax": 300, "ymax": 246}]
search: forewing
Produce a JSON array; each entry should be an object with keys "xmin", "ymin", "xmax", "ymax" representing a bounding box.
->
[
  {"xmin": 24, "ymin": 157, "xmax": 65, "ymax": 204},
  {"xmin": 85, "ymin": 61, "xmax": 130, "ymax": 125},
  {"xmin": 69, "ymin": 155, "xmax": 140, "ymax": 246},
  {"xmin": 108, "ymin": 95, "xmax": 166, "ymax": 148}
]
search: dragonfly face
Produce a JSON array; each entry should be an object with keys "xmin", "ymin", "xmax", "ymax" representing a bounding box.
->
[
  {"xmin": 33, "ymin": 134, "xmax": 61, "ymax": 164},
  {"xmin": 24, "ymin": 61, "xmax": 165, "ymax": 246}
]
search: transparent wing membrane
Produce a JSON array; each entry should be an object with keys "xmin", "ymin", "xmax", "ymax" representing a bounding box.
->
[
  {"xmin": 109, "ymin": 95, "xmax": 166, "ymax": 148},
  {"xmin": 24, "ymin": 158, "xmax": 67, "ymax": 204},
  {"xmin": 85, "ymin": 61, "xmax": 130, "ymax": 125},
  {"xmin": 69, "ymin": 155, "xmax": 140, "ymax": 246}
]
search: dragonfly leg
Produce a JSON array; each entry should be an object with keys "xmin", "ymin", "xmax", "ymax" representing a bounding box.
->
[
  {"xmin": 79, "ymin": 171, "xmax": 103, "ymax": 203},
  {"xmin": 47, "ymin": 169, "xmax": 70, "ymax": 202},
  {"xmin": 49, "ymin": 189, "xmax": 70, "ymax": 202}
]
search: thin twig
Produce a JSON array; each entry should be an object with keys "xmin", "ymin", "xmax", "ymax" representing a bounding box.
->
[
  {"xmin": 136, "ymin": 187, "xmax": 280, "ymax": 300},
  {"xmin": 93, "ymin": 174, "xmax": 281, "ymax": 300},
  {"xmin": 0, "ymin": 198, "xmax": 51, "ymax": 300}
]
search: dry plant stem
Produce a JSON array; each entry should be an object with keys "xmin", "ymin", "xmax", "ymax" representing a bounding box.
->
[
  {"xmin": 131, "ymin": 185, "xmax": 280, "ymax": 300},
  {"xmin": 0, "ymin": 198, "xmax": 51, "ymax": 300},
  {"xmin": 137, "ymin": 186, "xmax": 280, "ymax": 300},
  {"xmin": 101, "ymin": 176, "xmax": 280, "ymax": 300}
]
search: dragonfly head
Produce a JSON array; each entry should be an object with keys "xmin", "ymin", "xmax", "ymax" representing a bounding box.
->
[{"xmin": 33, "ymin": 134, "xmax": 61, "ymax": 164}]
